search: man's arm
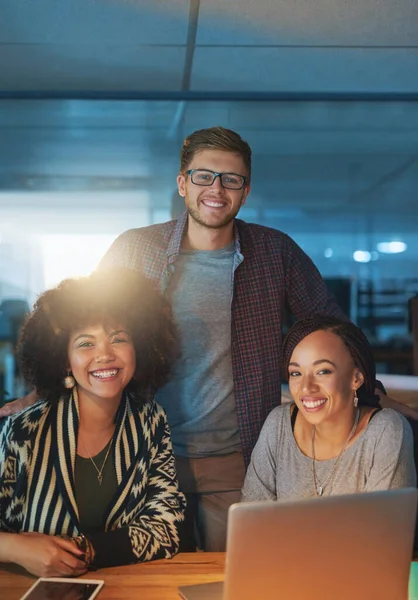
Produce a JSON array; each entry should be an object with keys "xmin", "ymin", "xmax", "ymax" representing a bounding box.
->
[
  {"xmin": 283, "ymin": 233, "xmax": 346, "ymax": 321},
  {"xmin": 97, "ymin": 229, "xmax": 138, "ymax": 272},
  {"xmin": 375, "ymin": 389, "xmax": 418, "ymax": 420},
  {"xmin": 0, "ymin": 390, "xmax": 38, "ymax": 418}
]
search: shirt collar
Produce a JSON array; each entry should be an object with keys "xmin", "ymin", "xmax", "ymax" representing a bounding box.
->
[
  {"xmin": 166, "ymin": 211, "xmax": 188, "ymax": 264},
  {"xmin": 167, "ymin": 212, "xmax": 242, "ymax": 262}
]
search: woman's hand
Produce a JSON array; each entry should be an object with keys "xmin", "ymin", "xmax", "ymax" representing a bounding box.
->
[
  {"xmin": 9, "ymin": 532, "xmax": 87, "ymax": 577},
  {"xmin": 375, "ymin": 388, "xmax": 418, "ymax": 420}
]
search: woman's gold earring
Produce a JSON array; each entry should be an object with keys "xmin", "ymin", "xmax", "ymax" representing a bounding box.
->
[
  {"xmin": 354, "ymin": 392, "xmax": 359, "ymax": 407},
  {"xmin": 64, "ymin": 371, "xmax": 76, "ymax": 389}
]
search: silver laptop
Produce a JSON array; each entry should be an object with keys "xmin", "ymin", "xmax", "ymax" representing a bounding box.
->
[{"xmin": 179, "ymin": 488, "xmax": 418, "ymax": 600}]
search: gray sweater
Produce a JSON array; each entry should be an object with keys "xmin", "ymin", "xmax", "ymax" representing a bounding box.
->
[{"xmin": 242, "ymin": 404, "xmax": 416, "ymax": 502}]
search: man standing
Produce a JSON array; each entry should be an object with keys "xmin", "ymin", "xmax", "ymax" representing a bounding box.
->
[{"xmin": 98, "ymin": 126, "xmax": 347, "ymax": 551}]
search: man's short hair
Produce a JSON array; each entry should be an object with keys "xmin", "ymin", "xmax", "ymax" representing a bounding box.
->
[{"xmin": 180, "ymin": 126, "xmax": 252, "ymax": 180}]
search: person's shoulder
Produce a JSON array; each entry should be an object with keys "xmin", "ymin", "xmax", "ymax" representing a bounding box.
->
[
  {"xmin": 0, "ymin": 399, "xmax": 49, "ymax": 442},
  {"xmin": 10, "ymin": 398, "xmax": 49, "ymax": 425},
  {"xmin": 134, "ymin": 399, "xmax": 170, "ymax": 447},
  {"xmin": 236, "ymin": 219, "xmax": 289, "ymax": 239},
  {"xmin": 133, "ymin": 395, "xmax": 168, "ymax": 423},
  {"xmin": 146, "ymin": 398, "xmax": 166, "ymax": 416},
  {"xmin": 114, "ymin": 220, "xmax": 177, "ymax": 247},
  {"xmin": 264, "ymin": 403, "xmax": 291, "ymax": 428},
  {"xmin": 235, "ymin": 219, "xmax": 298, "ymax": 249},
  {"xmin": 253, "ymin": 405, "xmax": 291, "ymax": 454},
  {"xmin": 367, "ymin": 408, "xmax": 412, "ymax": 440}
]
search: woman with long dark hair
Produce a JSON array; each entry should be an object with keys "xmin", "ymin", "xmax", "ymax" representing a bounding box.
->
[{"xmin": 242, "ymin": 316, "xmax": 416, "ymax": 501}]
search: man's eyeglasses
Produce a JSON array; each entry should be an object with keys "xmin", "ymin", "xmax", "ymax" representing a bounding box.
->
[{"xmin": 185, "ymin": 169, "xmax": 247, "ymax": 190}]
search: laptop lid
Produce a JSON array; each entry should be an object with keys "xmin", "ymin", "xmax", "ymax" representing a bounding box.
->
[{"xmin": 222, "ymin": 488, "xmax": 417, "ymax": 600}]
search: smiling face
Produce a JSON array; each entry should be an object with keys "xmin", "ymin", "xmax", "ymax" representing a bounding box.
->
[
  {"xmin": 287, "ymin": 329, "xmax": 364, "ymax": 426},
  {"xmin": 177, "ymin": 149, "xmax": 250, "ymax": 230},
  {"xmin": 67, "ymin": 323, "xmax": 136, "ymax": 406}
]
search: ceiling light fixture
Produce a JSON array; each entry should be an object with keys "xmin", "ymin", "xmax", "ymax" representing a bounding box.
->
[
  {"xmin": 376, "ymin": 241, "xmax": 407, "ymax": 254},
  {"xmin": 353, "ymin": 250, "xmax": 371, "ymax": 263}
]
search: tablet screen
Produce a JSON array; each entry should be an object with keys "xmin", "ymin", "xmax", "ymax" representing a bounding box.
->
[{"xmin": 21, "ymin": 579, "xmax": 103, "ymax": 600}]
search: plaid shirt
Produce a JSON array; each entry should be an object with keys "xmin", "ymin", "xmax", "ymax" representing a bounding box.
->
[{"xmin": 99, "ymin": 212, "xmax": 345, "ymax": 465}]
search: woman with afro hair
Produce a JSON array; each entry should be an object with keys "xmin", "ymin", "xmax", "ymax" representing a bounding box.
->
[
  {"xmin": 242, "ymin": 315, "xmax": 416, "ymax": 502},
  {"xmin": 0, "ymin": 269, "xmax": 186, "ymax": 577}
]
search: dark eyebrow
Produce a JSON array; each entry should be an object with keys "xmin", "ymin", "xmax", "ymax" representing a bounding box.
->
[
  {"xmin": 313, "ymin": 359, "xmax": 337, "ymax": 367},
  {"xmin": 288, "ymin": 359, "xmax": 337, "ymax": 368}
]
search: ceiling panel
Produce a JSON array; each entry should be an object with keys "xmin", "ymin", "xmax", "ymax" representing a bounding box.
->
[
  {"xmin": 0, "ymin": 46, "xmax": 186, "ymax": 91},
  {"xmin": 227, "ymin": 102, "xmax": 418, "ymax": 131},
  {"xmin": 197, "ymin": 0, "xmax": 418, "ymax": 46},
  {"xmin": 0, "ymin": 135, "xmax": 157, "ymax": 178},
  {"xmin": 1, "ymin": 0, "xmax": 189, "ymax": 45},
  {"xmin": 250, "ymin": 156, "xmax": 418, "ymax": 185},
  {"xmin": 0, "ymin": 100, "xmax": 183, "ymax": 128},
  {"xmin": 191, "ymin": 47, "xmax": 418, "ymax": 93},
  {"xmin": 240, "ymin": 129, "xmax": 418, "ymax": 154},
  {"xmin": 2, "ymin": 99, "xmax": 418, "ymax": 134},
  {"xmin": 182, "ymin": 102, "xmax": 232, "ymax": 130}
]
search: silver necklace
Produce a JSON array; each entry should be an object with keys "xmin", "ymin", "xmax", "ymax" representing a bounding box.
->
[
  {"xmin": 311, "ymin": 408, "xmax": 360, "ymax": 496},
  {"xmin": 81, "ymin": 438, "xmax": 113, "ymax": 485}
]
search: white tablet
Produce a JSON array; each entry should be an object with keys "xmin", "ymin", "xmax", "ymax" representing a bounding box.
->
[{"xmin": 20, "ymin": 577, "xmax": 104, "ymax": 600}]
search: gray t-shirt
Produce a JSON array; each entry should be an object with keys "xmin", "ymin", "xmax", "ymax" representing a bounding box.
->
[
  {"xmin": 156, "ymin": 244, "xmax": 241, "ymax": 457},
  {"xmin": 242, "ymin": 404, "xmax": 416, "ymax": 501}
]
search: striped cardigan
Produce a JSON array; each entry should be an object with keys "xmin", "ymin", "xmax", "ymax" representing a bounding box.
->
[{"xmin": 0, "ymin": 391, "xmax": 186, "ymax": 567}]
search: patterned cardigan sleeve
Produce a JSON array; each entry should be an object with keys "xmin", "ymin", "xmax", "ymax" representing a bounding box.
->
[
  {"xmin": 87, "ymin": 407, "xmax": 186, "ymax": 568},
  {"xmin": 0, "ymin": 403, "xmax": 48, "ymax": 533},
  {"xmin": 0, "ymin": 417, "xmax": 13, "ymax": 530}
]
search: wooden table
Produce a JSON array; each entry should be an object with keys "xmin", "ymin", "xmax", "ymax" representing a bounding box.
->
[{"xmin": 0, "ymin": 553, "xmax": 225, "ymax": 600}]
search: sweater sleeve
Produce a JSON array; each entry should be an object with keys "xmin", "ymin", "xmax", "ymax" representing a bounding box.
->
[
  {"xmin": 88, "ymin": 413, "xmax": 186, "ymax": 568},
  {"xmin": 241, "ymin": 408, "xmax": 282, "ymax": 502},
  {"xmin": 283, "ymin": 234, "xmax": 347, "ymax": 321},
  {"xmin": 97, "ymin": 229, "xmax": 139, "ymax": 272},
  {"xmin": 365, "ymin": 410, "xmax": 417, "ymax": 492},
  {"xmin": 0, "ymin": 417, "xmax": 13, "ymax": 530}
]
